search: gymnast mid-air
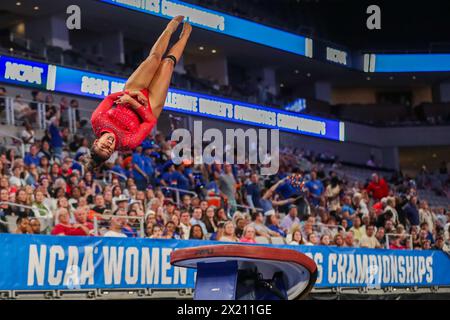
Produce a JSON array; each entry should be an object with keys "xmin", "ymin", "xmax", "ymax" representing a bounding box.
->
[{"xmin": 88, "ymin": 16, "xmax": 191, "ymax": 167}]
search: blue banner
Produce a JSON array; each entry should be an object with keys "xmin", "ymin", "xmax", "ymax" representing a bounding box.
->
[
  {"xmin": 100, "ymin": 0, "xmax": 311, "ymax": 57},
  {"xmin": 0, "ymin": 234, "xmax": 449, "ymax": 290},
  {"xmin": 0, "ymin": 55, "xmax": 345, "ymax": 141},
  {"xmin": 0, "ymin": 55, "xmax": 53, "ymax": 90},
  {"xmin": 370, "ymin": 53, "xmax": 450, "ymax": 72}
]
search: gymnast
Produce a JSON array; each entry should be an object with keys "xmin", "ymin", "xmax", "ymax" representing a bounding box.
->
[{"xmin": 88, "ymin": 16, "xmax": 191, "ymax": 168}]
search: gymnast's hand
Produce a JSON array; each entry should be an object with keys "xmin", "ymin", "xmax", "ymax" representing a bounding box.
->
[{"xmin": 115, "ymin": 91, "xmax": 148, "ymax": 109}]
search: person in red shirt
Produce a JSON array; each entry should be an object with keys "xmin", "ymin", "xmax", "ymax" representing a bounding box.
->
[
  {"xmin": 51, "ymin": 208, "xmax": 90, "ymax": 236},
  {"xmin": 366, "ymin": 173, "xmax": 389, "ymax": 201},
  {"xmin": 73, "ymin": 207, "xmax": 94, "ymax": 236},
  {"xmin": 89, "ymin": 16, "xmax": 192, "ymax": 166}
]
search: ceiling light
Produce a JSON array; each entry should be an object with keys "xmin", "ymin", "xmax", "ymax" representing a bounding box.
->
[
  {"xmin": 412, "ymin": 76, "xmax": 416, "ymax": 80},
  {"xmin": 33, "ymin": 6, "xmax": 39, "ymax": 10},
  {"xmin": 366, "ymin": 76, "xmax": 371, "ymax": 80},
  {"xmin": 211, "ymin": 49, "xmax": 217, "ymax": 53},
  {"xmin": 294, "ymin": 69, "xmax": 299, "ymax": 74},
  {"xmin": 389, "ymin": 76, "xmax": 394, "ymax": 80},
  {"xmin": 198, "ymin": 46, "xmax": 204, "ymax": 51},
  {"xmin": 16, "ymin": 2, "xmax": 21, "ymax": 6},
  {"xmin": 280, "ymin": 83, "xmax": 284, "ymax": 87},
  {"xmin": 306, "ymin": 73, "xmax": 311, "ymax": 77}
]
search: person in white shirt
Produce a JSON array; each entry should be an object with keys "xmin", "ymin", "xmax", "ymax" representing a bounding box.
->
[{"xmin": 104, "ymin": 217, "xmax": 127, "ymax": 237}]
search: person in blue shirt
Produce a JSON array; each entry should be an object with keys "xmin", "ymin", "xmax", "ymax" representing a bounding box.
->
[
  {"xmin": 48, "ymin": 114, "xmax": 63, "ymax": 160},
  {"xmin": 24, "ymin": 145, "xmax": 40, "ymax": 167},
  {"xmin": 341, "ymin": 195, "xmax": 356, "ymax": 228},
  {"xmin": 246, "ymin": 173, "xmax": 262, "ymax": 209},
  {"xmin": 142, "ymin": 144, "xmax": 155, "ymax": 182},
  {"xmin": 132, "ymin": 145, "xmax": 148, "ymax": 190},
  {"xmin": 305, "ymin": 171, "xmax": 324, "ymax": 206}
]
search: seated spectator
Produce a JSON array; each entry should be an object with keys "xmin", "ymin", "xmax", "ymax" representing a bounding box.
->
[
  {"xmin": 14, "ymin": 95, "xmax": 36, "ymax": 124},
  {"xmin": 265, "ymin": 210, "xmax": 286, "ymax": 237},
  {"xmin": 218, "ymin": 221, "xmax": 238, "ymax": 242},
  {"xmin": 333, "ymin": 234, "xmax": 345, "ymax": 247},
  {"xmin": 202, "ymin": 206, "xmax": 218, "ymax": 234},
  {"xmin": 179, "ymin": 210, "xmax": 192, "ymax": 240},
  {"xmin": 359, "ymin": 225, "xmax": 381, "ymax": 248},
  {"xmin": 389, "ymin": 236, "xmax": 407, "ymax": 250},
  {"xmin": 289, "ymin": 230, "xmax": 304, "ymax": 245},
  {"xmin": 248, "ymin": 211, "xmax": 280, "ymax": 238},
  {"xmin": 15, "ymin": 217, "xmax": 31, "ymax": 234},
  {"xmin": 163, "ymin": 221, "xmax": 181, "ymax": 239},
  {"xmin": 147, "ymin": 224, "xmax": 163, "ymax": 239},
  {"xmin": 433, "ymin": 235, "xmax": 449, "ymax": 251},
  {"xmin": 51, "ymin": 208, "xmax": 90, "ymax": 236},
  {"xmin": 350, "ymin": 216, "xmax": 366, "ymax": 242},
  {"xmin": 239, "ymin": 225, "xmax": 257, "ymax": 243},
  {"xmin": 104, "ymin": 217, "xmax": 127, "ymax": 238},
  {"xmin": 29, "ymin": 218, "xmax": 41, "ymax": 235},
  {"xmin": 320, "ymin": 234, "xmax": 331, "ymax": 246},
  {"xmin": 234, "ymin": 217, "xmax": 247, "ymax": 238},
  {"xmin": 190, "ymin": 207, "xmax": 208, "ymax": 235},
  {"xmin": 189, "ymin": 224, "xmax": 205, "ymax": 240},
  {"xmin": 305, "ymin": 232, "xmax": 319, "ymax": 246},
  {"xmin": 73, "ymin": 208, "xmax": 94, "ymax": 236},
  {"xmin": 280, "ymin": 205, "xmax": 300, "ymax": 231}
]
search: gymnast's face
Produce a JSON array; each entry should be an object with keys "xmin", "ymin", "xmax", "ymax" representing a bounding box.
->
[{"xmin": 94, "ymin": 132, "xmax": 116, "ymax": 159}]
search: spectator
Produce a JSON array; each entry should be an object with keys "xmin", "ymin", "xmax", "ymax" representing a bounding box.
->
[
  {"xmin": 403, "ymin": 196, "xmax": 420, "ymax": 227},
  {"xmin": 15, "ymin": 217, "xmax": 30, "ymax": 234},
  {"xmin": 47, "ymin": 110, "xmax": 63, "ymax": 160},
  {"xmin": 305, "ymin": 171, "xmax": 324, "ymax": 207},
  {"xmin": 51, "ymin": 208, "xmax": 90, "ymax": 236},
  {"xmin": 366, "ymin": 173, "xmax": 389, "ymax": 201},
  {"xmin": 280, "ymin": 204, "xmax": 300, "ymax": 231},
  {"xmin": 289, "ymin": 230, "xmax": 304, "ymax": 245},
  {"xmin": 265, "ymin": 210, "xmax": 286, "ymax": 237},
  {"xmin": 190, "ymin": 207, "xmax": 207, "ymax": 235},
  {"xmin": 333, "ymin": 234, "xmax": 345, "ymax": 247},
  {"xmin": 248, "ymin": 211, "xmax": 279, "ymax": 238},
  {"xmin": 24, "ymin": 145, "xmax": 40, "ymax": 167},
  {"xmin": 189, "ymin": 224, "xmax": 205, "ymax": 240},
  {"xmin": 163, "ymin": 221, "xmax": 181, "ymax": 239},
  {"xmin": 104, "ymin": 217, "xmax": 127, "ymax": 238},
  {"xmin": 218, "ymin": 221, "xmax": 238, "ymax": 242},
  {"xmin": 320, "ymin": 234, "xmax": 331, "ymax": 246},
  {"xmin": 14, "ymin": 95, "xmax": 36, "ymax": 125},
  {"xmin": 245, "ymin": 173, "xmax": 262, "ymax": 209},
  {"xmin": 344, "ymin": 231, "xmax": 357, "ymax": 247},
  {"xmin": 419, "ymin": 200, "xmax": 437, "ymax": 234},
  {"xmin": 389, "ymin": 236, "xmax": 406, "ymax": 250},
  {"xmin": 20, "ymin": 122, "xmax": 36, "ymax": 153},
  {"xmin": 29, "ymin": 218, "xmax": 42, "ymax": 235},
  {"xmin": 218, "ymin": 163, "xmax": 237, "ymax": 213},
  {"xmin": 73, "ymin": 208, "xmax": 94, "ymax": 235},
  {"xmin": 305, "ymin": 232, "xmax": 319, "ymax": 246},
  {"xmin": 349, "ymin": 216, "xmax": 366, "ymax": 241},
  {"xmin": 202, "ymin": 206, "xmax": 218, "ymax": 234},
  {"xmin": 359, "ymin": 225, "xmax": 381, "ymax": 248},
  {"xmin": 239, "ymin": 225, "xmax": 257, "ymax": 243}
]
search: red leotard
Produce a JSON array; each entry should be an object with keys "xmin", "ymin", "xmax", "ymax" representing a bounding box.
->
[{"xmin": 91, "ymin": 89, "xmax": 157, "ymax": 151}]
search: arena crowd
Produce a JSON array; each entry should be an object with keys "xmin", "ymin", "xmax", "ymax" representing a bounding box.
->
[{"xmin": 0, "ymin": 92, "xmax": 449, "ymax": 252}]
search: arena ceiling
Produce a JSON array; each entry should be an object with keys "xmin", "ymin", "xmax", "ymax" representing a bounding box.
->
[{"xmin": 1, "ymin": 0, "xmax": 450, "ymax": 88}]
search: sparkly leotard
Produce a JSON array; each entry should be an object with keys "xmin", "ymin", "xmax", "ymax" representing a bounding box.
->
[{"xmin": 91, "ymin": 89, "xmax": 156, "ymax": 151}]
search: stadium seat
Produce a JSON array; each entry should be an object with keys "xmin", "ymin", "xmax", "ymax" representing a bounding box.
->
[{"xmin": 255, "ymin": 236, "xmax": 271, "ymax": 244}]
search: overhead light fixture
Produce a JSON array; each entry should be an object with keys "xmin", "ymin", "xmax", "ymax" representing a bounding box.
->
[
  {"xmin": 366, "ymin": 76, "xmax": 371, "ymax": 80},
  {"xmin": 412, "ymin": 75, "xmax": 416, "ymax": 80},
  {"xmin": 280, "ymin": 83, "xmax": 284, "ymax": 88},
  {"xmin": 9, "ymin": 47, "xmax": 14, "ymax": 52},
  {"xmin": 33, "ymin": 6, "xmax": 39, "ymax": 10},
  {"xmin": 306, "ymin": 73, "xmax": 311, "ymax": 77},
  {"xmin": 389, "ymin": 76, "xmax": 394, "ymax": 80},
  {"xmin": 198, "ymin": 46, "xmax": 204, "ymax": 51},
  {"xmin": 16, "ymin": 1, "xmax": 21, "ymax": 6},
  {"xmin": 211, "ymin": 49, "xmax": 217, "ymax": 53},
  {"xmin": 294, "ymin": 69, "xmax": 299, "ymax": 74}
]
